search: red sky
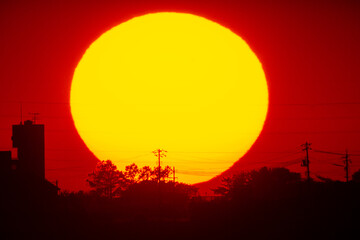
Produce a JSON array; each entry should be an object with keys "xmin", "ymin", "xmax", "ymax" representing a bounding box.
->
[{"xmin": 1, "ymin": 0, "xmax": 360, "ymax": 192}]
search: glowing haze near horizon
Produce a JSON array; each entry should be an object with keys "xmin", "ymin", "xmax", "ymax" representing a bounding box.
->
[{"xmin": 70, "ymin": 12, "xmax": 268, "ymax": 184}]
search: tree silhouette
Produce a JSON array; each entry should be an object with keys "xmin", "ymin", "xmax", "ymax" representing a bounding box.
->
[
  {"xmin": 122, "ymin": 164, "xmax": 173, "ymax": 182},
  {"xmin": 87, "ymin": 162, "xmax": 176, "ymax": 198},
  {"xmin": 212, "ymin": 176, "xmax": 236, "ymax": 197},
  {"xmin": 137, "ymin": 166, "xmax": 152, "ymax": 181},
  {"xmin": 87, "ymin": 160, "xmax": 125, "ymax": 198},
  {"xmin": 125, "ymin": 165, "xmax": 173, "ymax": 182},
  {"xmin": 124, "ymin": 163, "xmax": 140, "ymax": 184},
  {"xmin": 153, "ymin": 165, "xmax": 172, "ymax": 181},
  {"xmin": 352, "ymin": 169, "xmax": 360, "ymax": 183},
  {"xmin": 250, "ymin": 167, "xmax": 301, "ymax": 186},
  {"xmin": 213, "ymin": 167, "xmax": 301, "ymax": 199}
]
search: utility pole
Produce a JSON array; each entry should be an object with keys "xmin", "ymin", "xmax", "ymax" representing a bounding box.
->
[
  {"xmin": 301, "ymin": 141, "xmax": 312, "ymax": 181},
  {"xmin": 343, "ymin": 150, "xmax": 351, "ymax": 183},
  {"xmin": 173, "ymin": 166, "xmax": 175, "ymax": 182},
  {"xmin": 152, "ymin": 149, "xmax": 167, "ymax": 183},
  {"xmin": 152, "ymin": 149, "xmax": 167, "ymax": 222},
  {"xmin": 331, "ymin": 150, "xmax": 352, "ymax": 182},
  {"xmin": 173, "ymin": 166, "xmax": 178, "ymax": 182}
]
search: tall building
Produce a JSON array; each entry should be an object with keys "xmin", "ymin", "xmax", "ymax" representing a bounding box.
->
[
  {"xmin": 12, "ymin": 120, "xmax": 45, "ymax": 179},
  {"xmin": 0, "ymin": 150, "xmax": 12, "ymax": 173}
]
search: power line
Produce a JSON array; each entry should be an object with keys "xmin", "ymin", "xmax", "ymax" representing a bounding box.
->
[
  {"xmin": 273, "ymin": 116, "xmax": 360, "ymax": 120},
  {"xmin": 271, "ymin": 102, "xmax": 360, "ymax": 106},
  {"xmin": 46, "ymin": 166, "xmax": 89, "ymax": 171},
  {"xmin": 265, "ymin": 130, "xmax": 360, "ymax": 135},
  {"xmin": 2, "ymin": 100, "xmax": 360, "ymax": 105},
  {"xmin": 313, "ymin": 149, "xmax": 344, "ymax": 156},
  {"xmin": 176, "ymin": 169, "xmax": 221, "ymax": 176},
  {"xmin": 278, "ymin": 159, "xmax": 303, "ymax": 168},
  {"xmin": 0, "ymin": 100, "xmax": 70, "ymax": 105},
  {"xmin": 2, "ymin": 114, "xmax": 360, "ymax": 121},
  {"xmin": 310, "ymin": 149, "xmax": 360, "ymax": 157}
]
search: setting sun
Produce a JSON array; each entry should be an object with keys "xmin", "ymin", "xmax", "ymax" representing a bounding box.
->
[{"xmin": 70, "ymin": 12, "xmax": 268, "ymax": 184}]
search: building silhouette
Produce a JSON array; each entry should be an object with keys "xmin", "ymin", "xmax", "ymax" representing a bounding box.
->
[
  {"xmin": 0, "ymin": 150, "xmax": 12, "ymax": 173},
  {"xmin": 0, "ymin": 120, "xmax": 58, "ymax": 197},
  {"xmin": 12, "ymin": 120, "xmax": 45, "ymax": 179}
]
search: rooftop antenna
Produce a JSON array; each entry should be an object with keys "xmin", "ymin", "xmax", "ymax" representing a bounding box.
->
[
  {"xmin": 29, "ymin": 112, "xmax": 40, "ymax": 124},
  {"xmin": 20, "ymin": 103, "xmax": 23, "ymax": 125}
]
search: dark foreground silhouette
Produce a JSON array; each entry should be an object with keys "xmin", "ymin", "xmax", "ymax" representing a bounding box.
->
[{"xmin": 1, "ymin": 167, "xmax": 360, "ymax": 240}]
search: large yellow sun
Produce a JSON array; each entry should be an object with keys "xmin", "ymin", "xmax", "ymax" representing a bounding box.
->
[{"xmin": 70, "ymin": 12, "xmax": 268, "ymax": 184}]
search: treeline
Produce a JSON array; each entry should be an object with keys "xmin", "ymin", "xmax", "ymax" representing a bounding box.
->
[
  {"xmin": 192, "ymin": 167, "xmax": 360, "ymax": 240},
  {"xmin": 84, "ymin": 160, "xmax": 198, "ymax": 199},
  {"xmin": 2, "ymin": 164, "xmax": 360, "ymax": 240}
]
